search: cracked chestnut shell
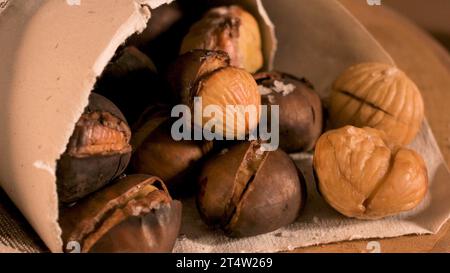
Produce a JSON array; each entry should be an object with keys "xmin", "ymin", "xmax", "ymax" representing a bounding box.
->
[
  {"xmin": 130, "ymin": 106, "xmax": 213, "ymax": 196},
  {"xmin": 313, "ymin": 126, "xmax": 428, "ymax": 219},
  {"xmin": 180, "ymin": 5, "xmax": 263, "ymax": 73},
  {"xmin": 329, "ymin": 63, "xmax": 424, "ymax": 145},
  {"xmin": 60, "ymin": 174, "xmax": 182, "ymax": 253},
  {"xmin": 56, "ymin": 93, "xmax": 132, "ymax": 203},
  {"xmin": 197, "ymin": 141, "xmax": 306, "ymax": 237},
  {"xmin": 168, "ymin": 49, "xmax": 261, "ymax": 138},
  {"xmin": 255, "ymin": 72, "xmax": 323, "ymax": 152}
]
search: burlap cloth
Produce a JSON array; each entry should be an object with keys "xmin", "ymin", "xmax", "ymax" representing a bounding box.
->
[{"xmin": 0, "ymin": 189, "xmax": 46, "ymax": 252}]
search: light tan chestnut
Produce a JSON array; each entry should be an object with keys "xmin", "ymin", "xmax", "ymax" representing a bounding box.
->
[
  {"xmin": 168, "ymin": 50, "xmax": 261, "ymax": 138},
  {"xmin": 180, "ymin": 5, "xmax": 263, "ymax": 73},
  {"xmin": 313, "ymin": 126, "xmax": 428, "ymax": 219},
  {"xmin": 329, "ymin": 63, "xmax": 424, "ymax": 145}
]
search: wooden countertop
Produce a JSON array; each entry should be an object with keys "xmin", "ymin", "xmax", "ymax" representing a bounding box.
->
[{"xmin": 294, "ymin": 0, "xmax": 450, "ymax": 253}]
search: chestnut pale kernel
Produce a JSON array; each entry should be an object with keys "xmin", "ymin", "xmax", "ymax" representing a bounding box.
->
[
  {"xmin": 167, "ymin": 49, "xmax": 230, "ymax": 104},
  {"xmin": 329, "ymin": 63, "xmax": 424, "ymax": 145},
  {"xmin": 168, "ymin": 50, "xmax": 261, "ymax": 138},
  {"xmin": 197, "ymin": 66, "xmax": 261, "ymax": 138},
  {"xmin": 313, "ymin": 126, "xmax": 428, "ymax": 219},
  {"xmin": 60, "ymin": 174, "xmax": 182, "ymax": 253},
  {"xmin": 56, "ymin": 93, "xmax": 131, "ymax": 203},
  {"xmin": 254, "ymin": 72, "xmax": 323, "ymax": 152},
  {"xmin": 180, "ymin": 5, "xmax": 263, "ymax": 73},
  {"xmin": 197, "ymin": 141, "xmax": 306, "ymax": 237}
]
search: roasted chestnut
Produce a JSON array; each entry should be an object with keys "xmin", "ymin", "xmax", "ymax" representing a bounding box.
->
[
  {"xmin": 180, "ymin": 5, "xmax": 263, "ymax": 73},
  {"xmin": 313, "ymin": 126, "xmax": 428, "ymax": 219},
  {"xmin": 94, "ymin": 46, "xmax": 170, "ymax": 125},
  {"xmin": 329, "ymin": 63, "xmax": 424, "ymax": 145},
  {"xmin": 127, "ymin": 2, "xmax": 183, "ymax": 46},
  {"xmin": 254, "ymin": 72, "xmax": 323, "ymax": 152},
  {"xmin": 168, "ymin": 49, "xmax": 261, "ymax": 138},
  {"xmin": 59, "ymin": 174, "xmax": 182, "ymax": 253},
  {"xmin": 131, "ymin": 106, "xmax": 213, "ymax": 196},
  {"xmin": 197, "ymin": 141, "xmax": 306, "ymax": 237},
  {"xmin": 56, "ymin": 93, "xmax": 131, "ymax": 203}
]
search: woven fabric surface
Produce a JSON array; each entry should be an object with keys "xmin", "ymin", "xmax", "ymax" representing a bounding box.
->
[{"xmin": 0, "ymin": 188, "xmax": 46, "ymax": 253}]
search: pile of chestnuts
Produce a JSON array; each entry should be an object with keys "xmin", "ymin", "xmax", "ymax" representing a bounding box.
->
[{"xmin": 56, "ymin": 4, "xmax": 428, "ymax": 253}]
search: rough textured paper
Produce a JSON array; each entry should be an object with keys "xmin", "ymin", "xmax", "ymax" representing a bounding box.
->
[{"xmin": 0, "ymin": 0, "xmax": 154, "ymax": 252}]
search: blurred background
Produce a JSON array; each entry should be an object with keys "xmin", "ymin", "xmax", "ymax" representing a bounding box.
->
[{"xmin": 385, "ymin": 0, "xmax": 450, "ymax": 51}]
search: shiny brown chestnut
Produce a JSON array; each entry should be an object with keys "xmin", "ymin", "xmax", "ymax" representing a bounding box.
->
[
  {"xmin": 197, "ymin": 141, "xmax": 306, "ymax": 237},
  {"xmin": 59, "ymin": 174, "xmax": 182, "ymax": 253},
  {"xmin": 131, "ymin": 106, "xmax": 213, "ymax": 196},
  {"xmin": 127, "ymin": 2, "xmax": 183, "ymax": 46},
  {"xmin": 94, "ymin": 46, "xmax": 170, "ymax": 125},
  {"xmin": 56, "ymin": 93, "xmax": 132, "ymax": 203},
  {"xmin": 254, "ymin": 72, "xmax": 323, "ymax": 152}
]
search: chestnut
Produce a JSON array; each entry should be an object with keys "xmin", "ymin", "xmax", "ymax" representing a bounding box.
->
[
  {"xmin": 180, "ymin": 5, "xmax": 263, "ymax": 73},
  {"xmin": 127, "ymin": 2, "xmax": 183, "ymax": 46},
  {"xmin": 59, "ymin": 174, "xmax": 182, "ymax": 253},
  {"xmin": 131, "ymin": 106, "xmax": 213, "ymax": 196},
  {"xmin": 313, "ymin": 126, "xmax": 428, "ymax": 219},
  {"xmin": 167, "ymin": 49, "xmax": 230, "ymax": 104},
  {"xmin": 168, "ymin": 49, "xmax": 261, "ymax": 138},
  {"xmin": 254, "ymin": 72, "xmax": 323, "ymax": 152},
  {"xmin": 329, "ymin": 63, "xmax": 424, "ymax": 145},
  {"xmin": 56, "ymin": 93, "xmax": 132, "ymax": 203},
  {"xmin": 197, "ymin": 141, "xmax": 306, "ymax": 237},
  {"xmin": 94, "ymin": 46, "xmax": 171, "ymax": 125}
]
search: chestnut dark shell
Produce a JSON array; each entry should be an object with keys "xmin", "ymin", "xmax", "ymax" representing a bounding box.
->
[
  {"xmin": 60, "ymin": 174, "xmax": 182, "ymax": 253},
  {"xmin": 94, "ymin": 47, "xmax": 170, "ymax": 124},
  {"xmin": 167, "ymin": 49, "xmax": 230, "ymax": 105},
  {"xmin": 197, "ymin": 141, "xmax": 305, "ymax": 237},
  {"xmin": 255, "ymin": 72, "xmax": 323, "ymax": 152},
  {"xmin": 89, "ymin": 201, "xmax": 182, "ymax": 253},
  {"xmin": 56, "ymin": 152, "xmax": 131, "ymax": 203},
  {"xmin": 57, "ymin": 93, "xmax": 131, "ymax": 203},
  {"xmin": 131, "ymin": 120, "xmax": 212, "ymax": 197}
]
